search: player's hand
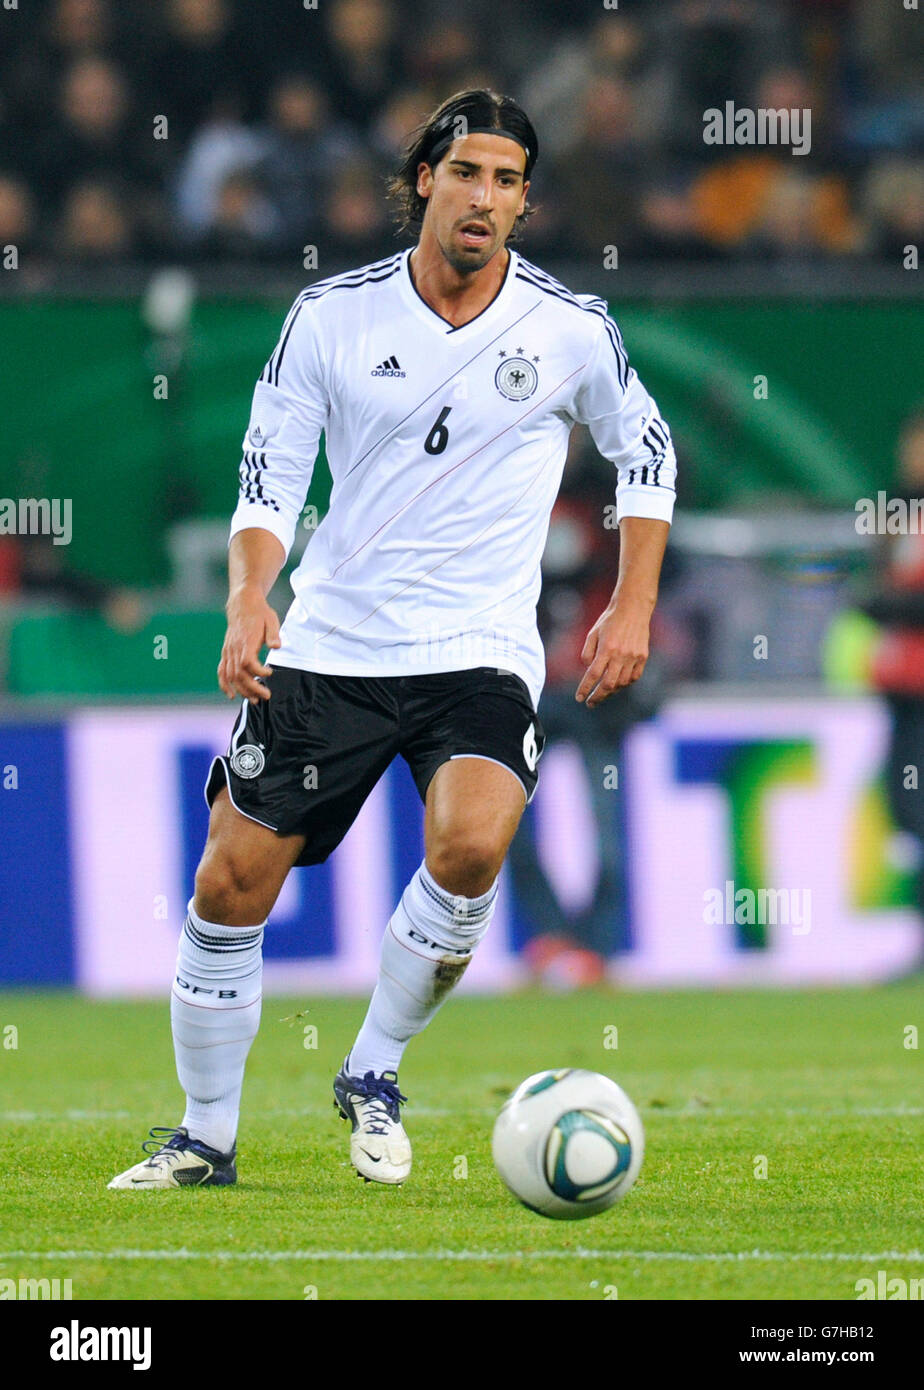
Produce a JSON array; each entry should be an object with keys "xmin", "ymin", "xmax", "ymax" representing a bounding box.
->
[
  {"xmin": 218, "ymin": 584, "xmax": 281, "ymax": 703},
  {"xmin": 575, "ymin": 599, "xmax": 650, "ymax": 707}
]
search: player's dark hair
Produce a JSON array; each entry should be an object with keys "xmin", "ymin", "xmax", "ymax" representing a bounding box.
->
[{"xmin": 386, "ymin": 88, "xmax": 538, "ymax": 241}]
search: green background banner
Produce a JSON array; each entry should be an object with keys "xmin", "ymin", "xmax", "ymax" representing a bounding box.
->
[{"xmin": 2, "ymin": 299, "xmax": 915, "ymax": 587}]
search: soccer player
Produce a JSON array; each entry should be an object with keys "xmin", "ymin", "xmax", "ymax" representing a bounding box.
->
[{"xmin": 109, "ymin": 89, "xmax": 677, "ymax": 1189}]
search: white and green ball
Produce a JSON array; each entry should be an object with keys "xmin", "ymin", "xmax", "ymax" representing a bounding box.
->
[{"xmin": 492, "ymin": 1068, "xmax": 644, "ymax": 1220}]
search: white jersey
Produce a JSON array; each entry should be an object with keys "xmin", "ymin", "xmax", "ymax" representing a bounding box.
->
[{"xmin": 230, "ymin": 247, "xmax": 677, "ymax": 710}]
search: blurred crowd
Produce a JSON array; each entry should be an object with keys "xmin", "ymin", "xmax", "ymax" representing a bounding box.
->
[{"xmin": 0, "ymin": 0, "xmax": 921, "ymax": 271}]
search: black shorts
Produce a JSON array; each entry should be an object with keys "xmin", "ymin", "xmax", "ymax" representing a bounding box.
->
[{"xmin": 204, "ymin": 664, "xmax": 546, "ymax": 867}]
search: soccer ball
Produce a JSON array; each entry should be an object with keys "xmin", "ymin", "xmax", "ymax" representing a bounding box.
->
[{"xmin": 491, "ymin": 1068, "xmax": 644, "ymax": 1220}]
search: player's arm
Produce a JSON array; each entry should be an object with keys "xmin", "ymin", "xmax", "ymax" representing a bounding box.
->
[
  {"xmin": 218, "ymin": 528, "xmax": 286, "ymax": 703},
  {"xmin": 575, "ymin": 516, "xmax": 670, "ymax": 706},
  {"xmin": 219, "ymin": 292, "xmax": 329, "ymax": 702},
  {"xmin": 570, "ymin": 312, "xmax": 677, "ymax": 707}
]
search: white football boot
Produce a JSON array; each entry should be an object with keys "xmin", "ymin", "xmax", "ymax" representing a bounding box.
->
[
  {"xmin": 107, "ymin": 1126, "xmax": 237, "ymax": 1188},
  {"xmin": 333, "ymin": 1060, "xmax": 411, "ymax": 1184}
]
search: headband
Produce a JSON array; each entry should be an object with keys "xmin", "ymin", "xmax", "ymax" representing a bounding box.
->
[{"xmin": 425, "ymin": 125, "xmax": 533, "ymax": 173}]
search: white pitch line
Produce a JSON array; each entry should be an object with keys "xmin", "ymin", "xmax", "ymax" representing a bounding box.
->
[
  {"xmin": 650, "ymin": 1106, "xmax": 924, "ymax": 1118},
  {"xmin": 2, "ymin": 1106, "xmax": 922, "ymax": 1123},
  {"xmin": 0, "ymin": 1111, "xmax": 131, "ymax": 1121},
  {"xmin": 262, "ymin": 1107, "xmax": 455, "ymax": 1118},
  {"xmin": 1, "ymin": 1249, "xmax": 923, "ymax": 1264},
  {"xmin": 0, "ymin": 1108, "xmax": 456, "ymax": 1122}
]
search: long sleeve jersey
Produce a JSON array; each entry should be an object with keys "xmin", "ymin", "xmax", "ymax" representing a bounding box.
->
[{"xmin": 230, "ymin": 247, "xmax": 677, "ymax": 709}]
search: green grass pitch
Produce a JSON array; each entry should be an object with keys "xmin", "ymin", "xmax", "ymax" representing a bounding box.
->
[{"xmin": 0, "ymin": 985, "xmax": 921, "ymax": 1301}]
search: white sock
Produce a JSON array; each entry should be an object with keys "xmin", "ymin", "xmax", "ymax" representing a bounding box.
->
[
  {"xmin": 348, "ymin": 860, "xmax": 499, "ymax": 1077},
  {"xmin": 170, "ymin": 901, "xmax": 264, "ymax": 1154}
]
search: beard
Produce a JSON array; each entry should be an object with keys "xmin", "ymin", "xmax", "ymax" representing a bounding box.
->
[{"xmin": 440, "ymin": 230, "xmax": 498, "ymax": 275}]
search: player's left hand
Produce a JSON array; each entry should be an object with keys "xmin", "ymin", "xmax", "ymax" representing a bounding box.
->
[{"xmin": 575, "ymin": 600, "xmax": 650, "ymax": 707}]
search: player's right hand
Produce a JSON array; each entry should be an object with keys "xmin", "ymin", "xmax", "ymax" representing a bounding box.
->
[{"xmin": 218, "ymin": 585, "xmax": 281, "ymax": 703}]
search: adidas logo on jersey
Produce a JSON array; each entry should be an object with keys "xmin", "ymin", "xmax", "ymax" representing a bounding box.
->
[{"xmin": 371, "ymin": 355, "xmax": 406, "ymax": 378}]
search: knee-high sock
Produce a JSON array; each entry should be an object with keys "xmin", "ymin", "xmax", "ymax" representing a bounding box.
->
[
  {"xmin": 170, "ymin": 901, "xmax": 264, "ymax": 1153},
  {"xmin": 348, "ymin": 859, "xmax": 499, "ymax": 1077}
]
